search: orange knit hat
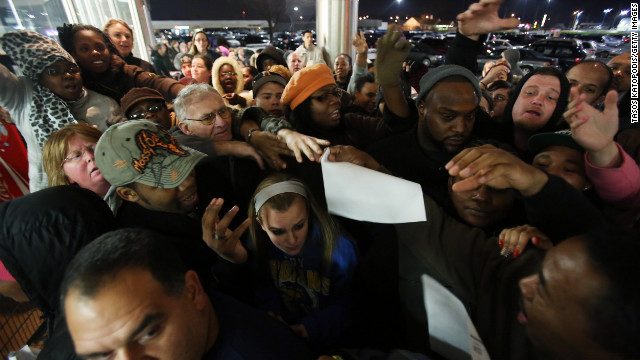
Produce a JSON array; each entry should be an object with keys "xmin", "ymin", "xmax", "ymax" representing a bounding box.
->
[{"xmin": 281, "ymin": 63, "xmax": 336, "ymax": 110}]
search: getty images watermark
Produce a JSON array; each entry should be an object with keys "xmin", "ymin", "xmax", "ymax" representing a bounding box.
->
[{"xmin": 632, "ymin": 3, "xmax": 638, "ymax": 123}]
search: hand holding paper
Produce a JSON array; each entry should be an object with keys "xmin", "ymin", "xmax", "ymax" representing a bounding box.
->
[{"xmin": 321, "ymin": 148, "xmax": 426, "ymax": 223}]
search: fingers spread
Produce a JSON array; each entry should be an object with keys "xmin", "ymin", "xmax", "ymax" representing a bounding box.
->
[
  {"xmin": 216, "ymin": 205, "xmax": 239, "ymax": 233},
  {"xmin": 232, "ymin": 218, "xmax": 251, "ymax": 239}
]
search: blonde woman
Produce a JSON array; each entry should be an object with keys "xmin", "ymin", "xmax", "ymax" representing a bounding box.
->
[
  {"xmin": 202, "ymin": 173, "xmax": 357, "ymax": 346},
  {"xmin": 42, "ymin": 124, "xmax": 118, "ymax": 212},
  {"xmin": 103, "ymin": 19, "xmax": 155, "ymax": 73}
]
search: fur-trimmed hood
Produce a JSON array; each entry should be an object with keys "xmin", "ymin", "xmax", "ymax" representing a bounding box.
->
[{"xmin": 212, "ymin": 56, "xmax": 244, "ymax": 95}]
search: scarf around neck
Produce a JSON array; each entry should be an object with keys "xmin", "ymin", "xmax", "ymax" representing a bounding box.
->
[{"xmin": 0, "ymin": 30, "xmax": 77, "ymax": 147}]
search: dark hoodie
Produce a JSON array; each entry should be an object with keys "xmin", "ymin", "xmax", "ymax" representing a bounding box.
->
[
  {"xmin": 499, "ymin": 67, "xmax": 571, "ymax": 158},
  {"xmin": 0, "ymin": 186, "xmax": 115, "ymax": 359},
  {"xmin": 256, "ymin": 46, "xmax": 285, "ymax": 71}
]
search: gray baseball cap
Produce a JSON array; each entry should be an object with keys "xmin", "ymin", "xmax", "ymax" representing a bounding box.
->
[{"xmin": 95, "ymin": 120, "xmax": 206, "ymax": 188}]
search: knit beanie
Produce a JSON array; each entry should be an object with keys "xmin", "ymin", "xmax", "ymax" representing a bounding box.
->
[
  {"xmin": 281, "ymin": 63, "xmax": 336, "ymax": 110},
  {"xmin": 415, "ymin": 65, "xmax": 481, "ymax": 106},
  {"xmin": 252, "ymin": 71, "xmax": 287, "ymax": 94}
]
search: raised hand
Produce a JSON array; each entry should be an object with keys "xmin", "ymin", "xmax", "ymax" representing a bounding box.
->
[
  {"xmin": 290, "ymin": 324, "xmax": 309, "ymax": 340},
  {"xmin": 352, "ymin": 30, "xmax": 368, "ymax": 54},
  {"xmin": 222, "ymin": 93, "xmax": 247, "ymax": 107},
  {"xmin": 375, "ymin": 24, "xmax": 411, "ymax": 86},
  {"xmin": 563, "ymin": 87, "xmax": 620, "ymax": 167},
  {"xmin": 201, "ymin": 198, "xmax": 250, "ymax": 264},
  {"xmin": 457, "ymin": 0, "xmax": 520, "ymax": 39},
  {"xmin": 482, "ymin": 63, "xmax": 510, "ymax": 85}
]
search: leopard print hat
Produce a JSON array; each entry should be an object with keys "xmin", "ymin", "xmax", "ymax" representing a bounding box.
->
[{"xmin": 0, "ymin": 30, "xmax": 77, "ymax": 147}]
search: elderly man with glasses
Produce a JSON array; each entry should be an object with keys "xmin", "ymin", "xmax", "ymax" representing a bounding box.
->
[{"xmin": 168, "ymin": 83, "xmax": 265, "ymax": 169}]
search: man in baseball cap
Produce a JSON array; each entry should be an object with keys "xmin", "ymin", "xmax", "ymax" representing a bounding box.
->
[
  {"xmin": 95, "ymin": 120, "xmax": 251, "ymax": 293},
  {"xmin": 95, "ymin": 119, "xmax": 205, "ymax": 215}
]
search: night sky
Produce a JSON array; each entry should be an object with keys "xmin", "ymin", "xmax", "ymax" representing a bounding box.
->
[{"xmin": 149, "ymin": 0, "xmax": 633, "ymax": 29}]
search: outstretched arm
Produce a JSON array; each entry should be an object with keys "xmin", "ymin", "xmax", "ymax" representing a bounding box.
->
[
  {"xmin": 239, "ymin": 120, "xmax": 291, "ymax": 170},
  {"xmin": 213, "ymin": 140, "xmax": 266, "ymax": 170},
  {"xmin": 447, "ymin": 145, "xmax": 607, "ymax": 240},
  {"xmin": 446, "ymin": 0, "xmax": 518, "ymax": 74},
  {"xmin": 347, "ymin": 31, "xmax": 370, "ymax": 95},
  {"xmin": 375, "ymin": 24, "xmax": 411, "ymax": 118},
  {"xmin": 457, "ymin": 0, "xmax": 520, "ymax": 40},
  {"xmin": 565, "ymin": 87, "xmax": 640, "ymax": 209},
  {"xmin": 564, "ymin": 87, "xmax": 620, "ymax": 167}
]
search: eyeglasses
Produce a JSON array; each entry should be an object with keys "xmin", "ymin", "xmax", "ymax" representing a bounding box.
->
[
  {"xmin": 128, "ymin": 102, "xmax": 165, "ymax": 120},
  {"xmin": 44, "ymin": 65, "xmax": 81, "ymax": 76},
  {"xmin": 185, "ymin": 106, "xmax": 231, "ymax": 125},
  {"xmin": 310, "ymin": 87, "xmax": 341, "ymax": 102},
  {"xmin": 62, "ymin": 144, "xmax": 96, "ymax": 165},
  {"xmin": 220, "ymin": 71, "xmax": 237, "ymax": 77}
]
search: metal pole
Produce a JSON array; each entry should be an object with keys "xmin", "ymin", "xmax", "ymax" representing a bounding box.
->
[{"xmin": 316, "ymin": 0, "xmax": 359, "ymax": 64}]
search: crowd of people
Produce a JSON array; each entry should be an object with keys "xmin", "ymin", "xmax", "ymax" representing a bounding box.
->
[{"xmin": 0, "ymin": 0, "xmax": 639, "ymax": 359}]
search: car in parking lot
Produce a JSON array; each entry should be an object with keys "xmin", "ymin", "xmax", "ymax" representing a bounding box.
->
[
  {"xmin": 477, "ymin": 48, "xmax": 559, "ymax": 75},
  {"xmin": 415, "ymin": 37, "xmax": 451, "ymax": 54},
  {"xmin": 528, "ymin": 39, "xmax": 593, "ymax": 71},
  {"xmin": 518, "ymin": 48, "xmax": 560, "ymax": 73},
  {"xmin": 237, "ymin": 33, "xmax": 270, "ymax": 47},
  {"xmin": 580, "ymin": 40, "xmax": 598, "ymax": 57},
  {"xmin": 566, "ymin": 34, "xmax": 626, "ymax": 58},
  {"xmin": 406, "ymin": 41, "xmax": 445, "ymax": 67},
  {"xmin": 480, "ymin": 39, "xmax": 515, "ymax": 57},
  {"xmin": 494, "ymin": 33, "xmax": 541, "ymax": 48}
]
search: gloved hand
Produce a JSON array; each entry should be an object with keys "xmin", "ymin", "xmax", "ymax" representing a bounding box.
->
[{"xmin": 374, "ymin": 24, "xmax": 411, "ymax": 87}]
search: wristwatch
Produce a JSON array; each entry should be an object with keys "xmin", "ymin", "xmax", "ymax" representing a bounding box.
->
[{"xmin": 247, "ymin": 128, "xmax": 259, "ymax": 143}]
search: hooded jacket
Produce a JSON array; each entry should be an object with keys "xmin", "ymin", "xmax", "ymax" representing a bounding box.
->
[
  {"xmin": 0, "ymin": 30, "xmax": 123, "ymax": 191},
  {"xmin": 0, "ymin": 186, "xmax": 115, "ymax": 359},
  {"xmin": 500, "ymin": 68, "xmax": 571, "ymax": 157},
  {"xmin": 212, "ymin": 56, "xmax": 252, "ymax": 109},
  {"xmin": 445, "ymin": 32, "xmax": 571, "ymax": 157},
  {"xmin": 501, "ymin": 68, "xmax": 570, "ymax": 132},
  {"xmin": 256, "ymin": 46, "xmax": 286, "ymax": 71}
]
